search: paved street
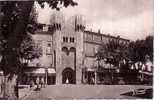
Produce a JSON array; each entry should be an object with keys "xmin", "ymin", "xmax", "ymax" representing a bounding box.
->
[{"xmin": 21, "ymin": 85, "xmax": 152, "ymax": 100}]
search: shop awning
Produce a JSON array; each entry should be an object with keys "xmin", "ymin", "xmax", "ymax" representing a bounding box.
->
[
  {"xmin": 48, "ymin": 68, "xmax": 56, "ymax": 74},
  {"xmin": 24, "ymin": 67, "xmax": 56, "ymax": 76},
  {"xmin": 24, "ymin": 68, "xmax": 45, "ymax": 75},
  {"xmin": 86, "ymin": 68, "xmax": 95, "ymax": 72},
  {"xmin": 33, "ymin": 68, "xmax": 45, "ymax": 74}
]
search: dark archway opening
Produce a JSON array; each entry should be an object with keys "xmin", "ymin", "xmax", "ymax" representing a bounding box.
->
[{"xmin": 62, "ymin": 67, "xmax": 76, "ymax": 84}]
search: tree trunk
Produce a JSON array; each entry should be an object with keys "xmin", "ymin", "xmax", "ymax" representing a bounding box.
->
[{"xmin": 4, "ymin": 74, "xmax": 18, "ymax": 100}]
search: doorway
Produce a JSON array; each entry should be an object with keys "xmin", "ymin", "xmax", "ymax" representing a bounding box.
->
[{"xmin": 62, "ymin": 67, "xmax": 76, "ymax": 84}]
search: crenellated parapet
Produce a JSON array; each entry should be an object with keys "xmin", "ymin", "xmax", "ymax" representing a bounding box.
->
[
  {"xmin": 50, "ymin": 11, "xmax": 65, "ymax": 31},
  {"xmin": 74, "ymin": 15, "xmax": 86, "ymax": 32}
]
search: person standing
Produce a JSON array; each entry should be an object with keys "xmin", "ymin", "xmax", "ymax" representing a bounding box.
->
[
  {"xmin": 29, "ymin": 79, "xmax": 34, "ymax": 90},
  {"xmin": 36, "ymin": 77, "xmax": 40, "ymax": 90},
  {"xmin": 40, "ymin": 77, "xmax": 45, "ymax": 88},
  {"xmin": 66, "ymin": 78, "xmax": 69, "ymax": 84}
]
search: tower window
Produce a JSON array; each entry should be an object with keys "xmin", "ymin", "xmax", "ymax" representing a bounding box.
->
[
  {"xmin": 63, "ymin": 37, "xmax": 68, "ymax": 43},
  {"xmin": 72, "ymin": 38, "xmax": 74, "ymax": 42},
  {"xmin": 54, "ymin": 23, "xmax": 61, "ymax": 30},
  {"xmin": 48, "ymin": 43, "xmax": 51, "ymax": 47},
  {"xmin": 70, "ymin": 37, "xmax": 72, "ymax": 43},
  {"xmin": 66, "ymin": 37, "xmax": 68, "ymax": 42},
  {"xmin": 70, "ymin": 37, "xmax": 75, "ymax": 43},
  {"xmin": 63, "ymin": 37, "xmax": 65, "ymax": 42},
  {"xmin": 59, "ymin": 24, "xmax": 61, "ymax": 30}
]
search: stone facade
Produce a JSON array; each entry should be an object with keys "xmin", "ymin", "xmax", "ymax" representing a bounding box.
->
[
  {"xmin": 30, "ymin": 12, "xmax": 130, "ymax": 85},
  {"xmin": 83, "ymin": 31, "xmax": 129, "ymax": 69}
]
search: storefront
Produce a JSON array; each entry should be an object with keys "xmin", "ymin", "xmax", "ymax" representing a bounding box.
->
[
  {"xmin": 82, "ymin": 67, "xmax": 96, "ymax": 84},
  {"xmin": 97, "ymin": 67, "xmax": 117, "ymax": 84},
  {"xmin": 20, "ymin": 67, "xmax": 56, "ymax": 85},
  {"xmin": 82, "ymin": 66, "xmax": 117, "ymax": 85},
  {"xmin": 47, "ymin": 68, "xmax": 56, "ymax": 85}
]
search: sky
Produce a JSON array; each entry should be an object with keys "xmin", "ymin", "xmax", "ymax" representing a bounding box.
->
[{"xmin": 36, "ymin": 0, "xmax": 154, "ymax": 40}]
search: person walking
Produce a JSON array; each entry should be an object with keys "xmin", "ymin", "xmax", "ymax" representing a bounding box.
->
[
  {"xmin": 40, "ymin": 77, "xmax": 45, "ymax": 88},
  {"xmin": 36, "ymin": 77, "xmax": 40, "ymax": 90}
]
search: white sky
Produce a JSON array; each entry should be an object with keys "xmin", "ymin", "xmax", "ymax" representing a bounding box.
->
[{"xmin": 35, "ymin": 0, "xmax": 154, "ymax": 40}]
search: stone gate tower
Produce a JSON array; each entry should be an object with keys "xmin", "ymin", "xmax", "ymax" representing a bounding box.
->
[{"xmin": 51, "ymin": 11, "xmax": 85, "ymax": 84}]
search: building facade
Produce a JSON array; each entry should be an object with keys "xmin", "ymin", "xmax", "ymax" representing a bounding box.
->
[{"xmin": 25, "ymin": 12, "xmax": 130, "ymax": 85}]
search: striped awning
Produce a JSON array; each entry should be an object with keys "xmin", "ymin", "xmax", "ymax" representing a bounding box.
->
[{"xmin": 24, "ymin": 68, "xmax": 56, "ymax": 76}]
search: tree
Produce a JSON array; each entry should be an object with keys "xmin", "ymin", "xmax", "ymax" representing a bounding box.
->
[
  {"xmin": 0, "ymin": 34, "xmax": 43, "ymax": 99},
  {"xmin": 96, "ymin": 37, "xmax": 129, "ymax": 84},
  {"xmin": 97, "ymin": 38, "xmax": 129, "ymax": 67},
  {"xmin": 0, "ymin": 1, "xmax": 77, "ymax": 100},
  {"xmin": 144, "ymin": 36, "xmax": 153, "ymax": 62},
  {"xmin": 18, "ymin": 34, "xmax": 42, "ymax": 96},
  {"xmin": 19, "ymin": 34, "xmax": 42, "ymax": 64},
  {"xmin": 128, "ymin": 36, "xmax": 153, "ymax": 63}
]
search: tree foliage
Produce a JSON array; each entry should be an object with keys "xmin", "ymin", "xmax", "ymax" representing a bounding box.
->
[
  {"xmin": 37, "ymin": 0, "xmax": 77, "ymax": 10},
  {"xmin": 96, "ymin": 38, "xmax": 129, "ymax": 66},
  {"xmin": 97, "ymin": 35, "xmax": 153, "ymax": 66},
  {"xmin": 128, "ymin": 36, "xmax": 153, "ymax": 63},
  {"xmin": 19, "ymin": 34, "xmax": 42, "ymax": 63}
]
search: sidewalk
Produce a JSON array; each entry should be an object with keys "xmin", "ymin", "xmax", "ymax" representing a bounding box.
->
[{"xmin": 19, "ymin": 85, "xmax": 34, "ymax": 100}]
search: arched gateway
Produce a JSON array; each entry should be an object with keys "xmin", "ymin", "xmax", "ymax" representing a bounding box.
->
[{"xmin": 62, "ymin": 67, "xmax": 76, "ymax": 84}]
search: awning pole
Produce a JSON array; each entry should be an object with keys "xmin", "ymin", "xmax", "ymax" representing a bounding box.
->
[
  {"xmin": 95, "ymin": 70, "xmax": 97, "ymax": 85},
  {"xmin": 45, "ymin": 68, "xmax": 48, "ymax": 85}
]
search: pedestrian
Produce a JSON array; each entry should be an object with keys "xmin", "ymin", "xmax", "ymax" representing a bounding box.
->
[
  {"xmin": 30, "ymin": 79, "xmax": 34, "ymax": 90},
  {"xmin": 36, "ymin": 77, "xmax": 40, "ymax": 90},
  {"xmin": 40, "ymin": 77, "xmax": 45, "ymax": 88},
  {"xmin": 91, "ymin": 77, "xmax": 95, "ymax": 85},
  {"xmin": 66, "ymin": 78, "xmax": 69, "ymax": 84}
]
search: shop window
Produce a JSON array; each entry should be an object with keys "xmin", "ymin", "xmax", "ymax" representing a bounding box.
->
[
  {"xmin": 43, "ymin": 26, "xmax": 48, "ymax": 31},
  {"xmin": 37, "ymin": 40, "xmax": 42, "ymax": 46}
]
